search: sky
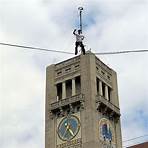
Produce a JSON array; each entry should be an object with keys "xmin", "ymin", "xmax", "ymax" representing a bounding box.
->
[{"xmin": 0, "ymin": 0, "xmax": 148, "ymax": 147}]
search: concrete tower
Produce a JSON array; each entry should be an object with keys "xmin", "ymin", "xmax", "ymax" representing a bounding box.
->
[{"xmin": 45, "ymin": 52, "xmax": 122, "ymax": 148}]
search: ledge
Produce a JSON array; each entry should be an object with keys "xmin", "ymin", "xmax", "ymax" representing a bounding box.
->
[
  {"xmin": 50, "ymin": 94, "xmax": 84, "ymax": 112},
  {"xmin": 96, "ymin": 94, "xmax": 120, "ymax": 118}
]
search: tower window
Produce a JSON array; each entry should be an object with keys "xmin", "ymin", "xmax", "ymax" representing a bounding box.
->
[
  {"xmin": 101, "ymin": 70, "xmax": 105, "ymax": 75},
  {"xmin": 102, "ymin": 82, "xmax": 105, "ymax": 98},
  {"xmin": 57, "ymin": 71, "xmax": 62, "ymax": 75},
  {"xmin": 96, "ymin": 77, "xmax": 99, "ymax": 94},
  {"xmin": 108, "ymin": 87, "xmax": 111, "ymax": 102},
  {"xmin": 75, "ymin": 76, "xmax": 81, "ymax": 94},
  {"xmin": 107, "ymin": 75, "xmax": 110, "ymax": 80},
  {"xmin": 66, "ymin": 79, "xmax": 72, "ymax": 98},
  {"xmin": 75, "ymin": 64, "xmax": 79, "ymax": 69},
  {"xmin": 57, "ymin": 83, "xmax": 62, "ymax": 100},
  {"xmin": 65, "ymin": 67, "xmax": 71, "ymax": 72}
]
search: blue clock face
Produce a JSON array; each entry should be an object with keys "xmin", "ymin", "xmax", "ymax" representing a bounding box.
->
[
  {"xmin": 99, "ymin": 118, "xmax": 115, "ymax": 143},
  {"xmin": 58, "ymin": 115, "xmax": 80, "ymax": 141}
]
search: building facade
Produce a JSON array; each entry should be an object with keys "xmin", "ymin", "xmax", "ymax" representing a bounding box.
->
[{"xmin": 45, "ymin": 52, "xmax": 122, "ymax": 148}]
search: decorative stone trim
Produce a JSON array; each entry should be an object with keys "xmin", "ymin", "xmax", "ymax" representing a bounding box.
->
[
  {"xmin": 55, "ymin": 62, "xmax": 80, "ymax": 79},
  {"xmin": 56, "ymin": 138, "xmax": 82, "ymax": 148},
  {"xmin": 96, "ymin": 94, "xmax": 120, "ymax": 119},
  {"xmin": 49, "ymin": 94, "xmax": 85, "ymax": 119},
  {"xmin": 96, "ymin": 66, "xmax": 112, "ymax": 86},
  {"xmin": 55, "ymin": 56, "xmax": 80, "ymax": 70},
  {"xmin": 96, "ymin": 57, "xmax": 112, "ymax": 75}
]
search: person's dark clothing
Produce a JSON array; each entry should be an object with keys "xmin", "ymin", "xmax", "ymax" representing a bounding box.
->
[{"xmin": 75, "ymin": 41, "xmax": 85, "ymax": 55}]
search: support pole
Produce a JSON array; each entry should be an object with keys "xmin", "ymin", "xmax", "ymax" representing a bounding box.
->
[{"xmin": 78, "ymin": 7, "xmax": 83, "ymax": 33}]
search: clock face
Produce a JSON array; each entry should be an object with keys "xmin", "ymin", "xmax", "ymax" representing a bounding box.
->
[
  {"xmin": 57, "ymin": 115, "xmax": 80, "ymax": 141},
  {"xmin": 99, "ymin": 118, "xmax": 115, "ymax": 144}
]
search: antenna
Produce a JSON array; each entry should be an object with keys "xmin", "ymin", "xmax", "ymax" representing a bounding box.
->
[{"xmin": 78, "ymin": 7, "xmax": 83, "ymax": 33}]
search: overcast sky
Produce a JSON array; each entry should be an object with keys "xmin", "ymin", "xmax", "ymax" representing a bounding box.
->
[{"xmin": 0, "ymin": 0, "xmax": 148, "ymax": 148}]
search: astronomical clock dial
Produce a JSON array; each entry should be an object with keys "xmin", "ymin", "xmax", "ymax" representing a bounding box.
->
[
  {"xmin": 57, "ymin": 115, "xmax": 80, "ymax": 141},
  {"xmin": 99, "ymin": 118, "xmax": 116, "ymax": 147}
]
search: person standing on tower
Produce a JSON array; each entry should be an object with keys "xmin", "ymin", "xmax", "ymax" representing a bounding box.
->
[{"xmin": 73, "ymin": 29, "xmax": 85, "ymax": 55}]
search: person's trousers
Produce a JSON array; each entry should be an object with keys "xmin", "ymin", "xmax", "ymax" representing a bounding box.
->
[{"xmin": 75, "ymin": 42, "xmax": 85, "ymax": 55}]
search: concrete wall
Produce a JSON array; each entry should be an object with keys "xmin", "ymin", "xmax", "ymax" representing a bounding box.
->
[{"xmin": 45, "ymin": 52, "xmax": 122, "ymax": 148}]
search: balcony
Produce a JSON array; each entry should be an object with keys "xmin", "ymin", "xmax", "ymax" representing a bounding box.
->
[
  {"xmin": 49, "ymin": 94, "xmax": 84, "ymax": 117},
  {"xmin": 96, "ymin": 94, "xmax": 120, "ymax": 118}
]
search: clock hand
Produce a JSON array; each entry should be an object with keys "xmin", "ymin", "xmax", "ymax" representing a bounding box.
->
[
  {"xmin": 68, "ymin": 128, "xmax": 74, "ymax": 136},
  {"xmin": 63, "ymin": 127, "xmax": 68, "ymax": 137},
  {"xmin": 63, "ymin": 121, "xmax": 69, "ymax": 137},
  {"xmin": 66, "ymin": 117, "xmax": 75, "ymax": 137}
]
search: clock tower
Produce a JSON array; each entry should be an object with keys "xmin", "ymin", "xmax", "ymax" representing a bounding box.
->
[{"xmin": 45, "ymin": 52, "xmax": 122, "ymax": 148}]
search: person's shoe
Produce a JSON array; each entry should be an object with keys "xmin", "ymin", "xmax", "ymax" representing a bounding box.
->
[{"xmin": 82, "ymin": 50, "xmax": 85, "ymax": 55}]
